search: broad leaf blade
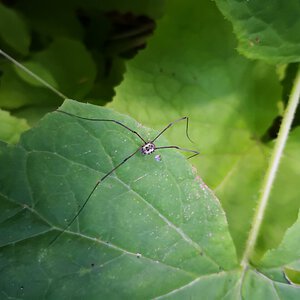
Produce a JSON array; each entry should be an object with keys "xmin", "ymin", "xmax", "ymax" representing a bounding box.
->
[{"xmin": 0, "ymin": 100, "xmax": 237, "ymax": 299}]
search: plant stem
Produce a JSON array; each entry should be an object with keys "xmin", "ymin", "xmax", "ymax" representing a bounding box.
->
[
  {"xmin": 241, "ymin": 65, "xmax": 300, "ymax": 268},
  {"xmin": 0, "ymin": 49, "xmax": 67, "ymax": 99}
]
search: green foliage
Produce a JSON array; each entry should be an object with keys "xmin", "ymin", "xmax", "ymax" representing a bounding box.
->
[
  {"xmin": 1, "ymin": 0, "xmax": 300, "ymax": 299},
  {"xmin": 0, "ymin": 0, "xmax": 161, "ymax": 129},
  {"xmin": 214, "ymin": 0, "xmax": 300, "ymax": 64},
  {"xmin": 15, "ymin": 38, "xmax": 98, "ymax": 98}
]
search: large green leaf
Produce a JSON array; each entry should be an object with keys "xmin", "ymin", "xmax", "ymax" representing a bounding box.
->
[
  {"xmin": 1, "ymin": 100, "xmax": 300, "ymax": 298},
  {"xmin": 214, "ymin": 0, "xmax": 300, "ymax": 64},
  {"xmin": 109, "ymin": 0, "xmax": 281, "ymax": 257},
  {"xmin": 0, "ymin": 100, "xmax": 238, "ymax": 299}
]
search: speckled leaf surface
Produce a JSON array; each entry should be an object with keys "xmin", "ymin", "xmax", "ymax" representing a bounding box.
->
[{"xmin": 0, "ymin": 100, "xmax": 238, "ymax": 299}]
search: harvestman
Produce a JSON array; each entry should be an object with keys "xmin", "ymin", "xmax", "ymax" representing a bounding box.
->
[{"xmin": 50, "ymin": 110, "xmax": 199, "ymax": 245}]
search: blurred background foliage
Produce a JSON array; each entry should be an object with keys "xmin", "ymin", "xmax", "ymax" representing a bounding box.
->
[{"xmin": 0, "ymin": 0, "xmax": 164, "ymax": 128}]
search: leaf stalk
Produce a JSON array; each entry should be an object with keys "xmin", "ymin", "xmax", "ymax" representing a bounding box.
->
[
  {"xmin": 241, "ymin": 65, "xmax": 300, "ymax": 268},
  {"xmin": 0, "ymin": 49, "xmax": 67, "ymax": 99}
]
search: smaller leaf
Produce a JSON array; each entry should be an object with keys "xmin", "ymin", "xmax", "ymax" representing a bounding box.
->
[
  {"xmin": 214, "ymin": 0, "xmax": 300, "ymax": 64},
  {"xmin": 14, "ymin": 61, "xmax": 58, "ymax": 88},
  {"xmin": 0, "ymin": 3, "xmax": 30, "ymax": 54},
  {"xmin": 0, "ymin": 109, "xmax": 29, "ymax": 143},
  {"xmin": 284, "ymin": 267, "xmax": 300, "ymax": 285},
  {"xmin": 242, "ymin": 269, "xmax": 300, "ymax": 299},
  {"xmin": 260, "ymin": 209, "xmax": 300, "ymax": 268},
  {"xmin": 13, "ymin": 38, "xmax": 97, "ymax": 99},
  {"xmin": 0, "ymin": 64, "xmax": 61, "ymax": 110}
]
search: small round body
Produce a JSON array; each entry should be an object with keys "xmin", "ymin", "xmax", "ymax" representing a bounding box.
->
[{"xmin": 141, "ymin": 142, "xmax": 156, "ymax": 155}]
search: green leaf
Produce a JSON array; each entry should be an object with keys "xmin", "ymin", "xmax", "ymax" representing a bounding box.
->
[
  {"xmin": 242, "ymin": 269, "xmax": 300, "ymax": 299},
  {"xmin": 0, "ymin": 3, "xmax": 30, "ymax": 55},
  {"xmin": 109, "ymin": 0, "xmax": 281, "ymax": 257},
  {"xmin": 14, "ymin": 61, "xmax": 58, "ymax": 88},
  {"xmin": 0, "ymin": 109, "xmax": 29, "ymax": 143},
  {"xmin": 260, "ymin": 209, "xmax": 300, "ymax": 268},
  {"xmin": 284, "ymin": 267, "xmax": 300, "ymax": 285},
  {"xmin": 0, "ymin": 64, "xmax": 62, "ymax": 110},
  {"xmin": 14, "ymin": 38, "xmax": 97, "ymax": 99},
  {"xmin": 0, "ymin": 99, "xmax": 237, "ymax": 299},
  {"xmin": 214, "ymin": 0, "xmax": 300, "ymax": 64},
  {"xmin": 253, "ymin": 209, "xmax": 300, "ymax": 292}
]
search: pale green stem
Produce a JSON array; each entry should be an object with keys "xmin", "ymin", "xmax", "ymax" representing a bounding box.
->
[
  {"xmin": 0, "ymin": 49, "xmax": 67, "ymax": 99},
  {"xmin": 241, "ymin": 65, "xmax": 300, "ymax": 268}
]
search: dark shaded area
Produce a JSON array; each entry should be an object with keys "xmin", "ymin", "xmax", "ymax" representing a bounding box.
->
[{"xmin": 0, "ymin": 0, "xmax": 157, "ymax": 117}]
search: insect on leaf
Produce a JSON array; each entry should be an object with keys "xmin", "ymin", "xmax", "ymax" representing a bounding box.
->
[{"xmin": 0, "ymin": 99, "xmax": 238, "ymax": 299}]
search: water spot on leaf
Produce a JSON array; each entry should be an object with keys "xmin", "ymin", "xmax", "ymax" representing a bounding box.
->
[{"xmin": 155, "ymin": 154, "xmax": 161, "ymax": 162}]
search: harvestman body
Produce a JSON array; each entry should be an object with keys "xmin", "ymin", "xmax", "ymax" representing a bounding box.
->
[{"xmin": 50, "ymin": 110, "xmax": 199, "ymax": 245}]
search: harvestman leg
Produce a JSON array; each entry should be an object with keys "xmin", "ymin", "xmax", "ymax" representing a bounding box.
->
[
  {"xmin": 56, "ymin": 110, "xmax": 147, "ymax": 144},
  {"xmin": 152, "ymin": 116, "xmax": 199, "ymax": 158},
  {"xmin": 156, "ymin": 146, "xmax": 199, "ymax": 159},
  {"xmin": 50, "ymin": 111, "xmax": 147, "ymax": 245},
  {"xmin": 151, "ymin": 116, "xmax": 193, "ymax": 143},
  {"xmin": 49, "ymin": 148, "xmax": 141, "ymax": 246}
]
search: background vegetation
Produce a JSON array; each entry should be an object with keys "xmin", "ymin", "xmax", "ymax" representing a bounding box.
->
[{"xmin": 1, "ymin": 0, "xmax": 300, "ymax": 298}]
